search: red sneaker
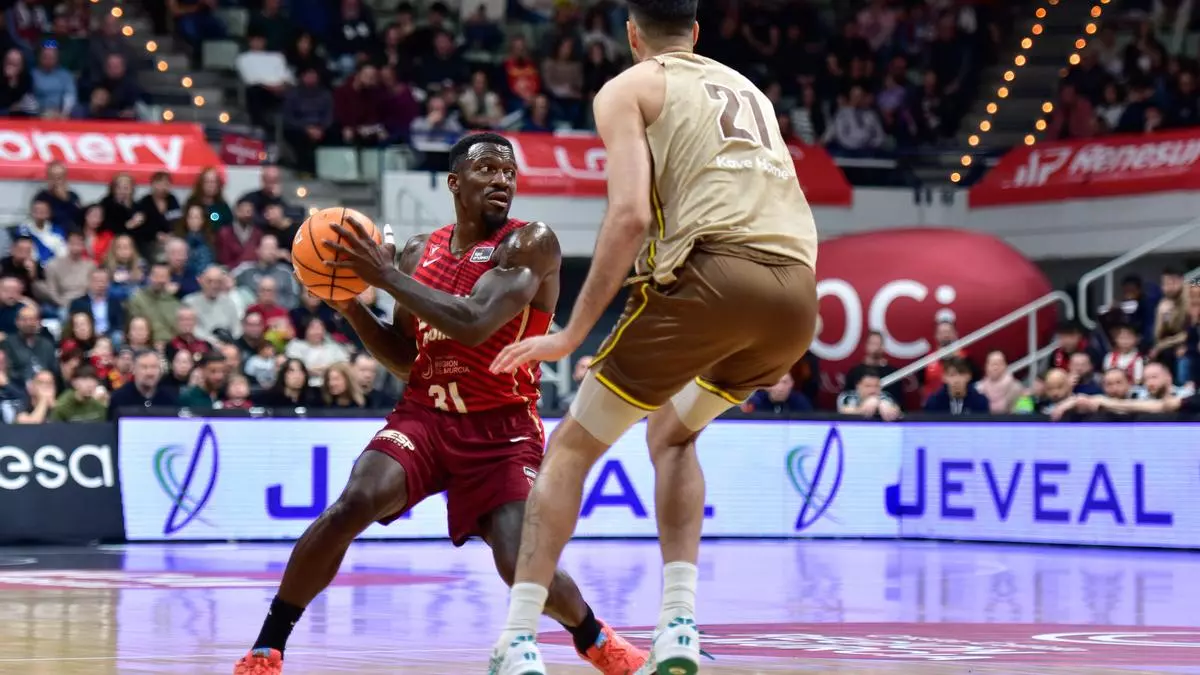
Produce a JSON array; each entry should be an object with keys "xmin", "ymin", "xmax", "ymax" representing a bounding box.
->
[
  {"xmin": 578, "ymin": 621, "xmax": 648, "ymax": 675},
  {"xmin": 233, "ymin": 648, "xmax": 283, "ymax": 674}
]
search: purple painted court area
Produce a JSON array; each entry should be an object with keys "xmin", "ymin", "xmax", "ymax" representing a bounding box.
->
[{"xmin": 2, "ymin": 539, "xmax": 1200, "ymax": 673}]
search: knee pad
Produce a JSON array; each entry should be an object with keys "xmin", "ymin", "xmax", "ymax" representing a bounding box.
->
[{"xmin": 671, "ymin": 380, "xmax": 739, "ymax": 432}]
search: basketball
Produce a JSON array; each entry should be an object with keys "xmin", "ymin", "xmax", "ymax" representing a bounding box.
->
[{"xmin": 292, "ymin": 206, "xmax": 381, "ymax": 302}]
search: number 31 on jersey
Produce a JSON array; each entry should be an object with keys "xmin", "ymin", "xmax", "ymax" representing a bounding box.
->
[{"xmin": 429, "ymin": 382, "xmax": 467, "ymax": 413}]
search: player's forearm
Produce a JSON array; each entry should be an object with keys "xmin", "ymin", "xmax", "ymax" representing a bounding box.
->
[
  {"xmin": 565, "ymin": 212, "xmax": 646, "ymax": 342},
  {"xmin": 340, "ymin": 301, "xmax": 416, "ymax": 380},
  {"xmin": 377, "ymin": 267, "xmax": 495, "ymax": 346}
]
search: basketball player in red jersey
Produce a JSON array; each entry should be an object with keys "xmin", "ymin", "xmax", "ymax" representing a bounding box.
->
[{"xmin": 233, "ymin": 133, "xmax": 646, "ymax": 675}]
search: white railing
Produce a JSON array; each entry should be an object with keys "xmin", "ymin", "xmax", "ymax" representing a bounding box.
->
[
  {"xmin": 880, "ymin": 291, "xmax": 1075, "ymax": 389},
  {"xmin": 1187, "ymin": 263, "xmax": 1200, "ymax": 283},
  {"xmin": 1076, "ymin": 219, "xmax": 1200, "ymax": 329}
]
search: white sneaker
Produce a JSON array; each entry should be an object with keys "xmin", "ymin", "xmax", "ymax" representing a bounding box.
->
[
  {"xmin": 638, "ymin": 616, "xmax": 700, "ymax": 675},
  {"xmin": 487, "ymin": 633, "xmax": 547, "ymax": 675}
]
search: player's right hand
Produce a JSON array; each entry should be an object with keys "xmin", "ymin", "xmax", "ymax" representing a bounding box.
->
[{"xmin": 292, "ymin": 270, "xmax": 355, "ymax": 314}]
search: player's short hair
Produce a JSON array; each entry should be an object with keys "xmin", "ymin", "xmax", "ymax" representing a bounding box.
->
[
  {"xmin": 448, "ymin": 132, "xmax": 513, "ymax": 173},
  {"xmin": 627, "ymin": 0, "xmax": 697, "ymax": 39}
]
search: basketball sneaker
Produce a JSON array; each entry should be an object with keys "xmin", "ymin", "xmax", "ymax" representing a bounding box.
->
[
  {"xmin": 487, "ymin": 633, "xmax": 546, "ymax": 675},
  {"xmin": 233, "ymin": 647, "xmax": 283, "ymax": 674},
  {"xmin": 578, "ymin": 621, "xmax": 648, "ymax": 675},
  {"xmin": 635, "ymin": 616, "xmax": 701, "ymax": 675}
]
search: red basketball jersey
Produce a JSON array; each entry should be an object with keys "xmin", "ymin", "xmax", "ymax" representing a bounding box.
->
[{"xmin": 403, "ymin": 219, "xmax": 553, "ymax": 414}]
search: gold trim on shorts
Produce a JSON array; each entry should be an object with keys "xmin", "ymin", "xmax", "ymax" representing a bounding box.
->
[
  {"xmin": 694, "ymin": 377, "xmax": 743, "ymax": 405},
  {"xmin": 592, "ymin": 283, "xmax": 651, "ymax": 366},
  {"xmin": 593, "ymin": 370, "xmax": 659, "ymax": 411}
]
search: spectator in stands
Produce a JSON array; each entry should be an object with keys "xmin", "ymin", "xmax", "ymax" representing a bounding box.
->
[
  {"xmin": 128, "ymin": 263, "xmax": 182, "ymax": 342},
  {"xmin": 0, "ymin": 48, "xmax": 37, "ymax": 117},
  {"xmin": 923, "ymin": 356, "xmax": 990, "ymax": 415},
  {"xmin": 1170, "ymin": 71, "xmax": 1200, "ymax": 127},
  {"xmin": 286, "ymin": 316, "xmax": 349, "ymax": 381},
  {"xmin": 176, "ymin": 204, "xmax": 218, "ymax": 276},
  {"xmin": 521, "ymin": 93, "xmax": 556, "ymax": 132},
  {"xmin": 103, "ymin": 234, "xmax": 145, "ymax": 302},
  {"xmin": 1139, "ymin": 360, "xmax": 1187, "ymax": 400},
  {"xmin": 44, "ymin": 5, "xmax": 86, "ymax": 70},
  {"xmin": 8, "ymin": 0, "xmax": 49, "ymax": 55},
  {"xmin": 162, "ymin": 347, "xmax": 195, "ymax": 394},
  {"xmin": 222, "ymin": 373, "xmax": 253, "ymax": 410},
  {"xmin": 60, "ymin": 311, "xmax": 95, "ymax": 354},
  {"xmin": 282, "ymin": 67, "xmax": 335, "ymax": 175},
  {"xmin": 504, "ymin": 36, "xmax": 541, "ymax": 109},
  {"xmin": 34, "ymin": 161, "xmax": 82, "ymax": 232},
  {"xmin": 123, "ymin": 315, "xmax": 154, "ymax": 352},
  {"xmin": 185, "ymin": 167, "xmax": 233, "ymax": 230},
  {"xmin": 837, "ymin": 368, "xmax": 901, "ymax": 420},
  {"xmin": 1087, "ymin": 385, "xmax": 1200, "ymax": 416},
  {"xmin": 320, "ymin": 361, "xmax": 364, "ymax": 408},
  {"xmin": 178, "ymin": 352, "xmax": 229, "ymax": 408},
  {"xmin": 184, "ymin": 266, "xmax": 242, "ymax": 344},
  {"xmin": 419, "ymin": 30, "xmax": 466, "ymax": 89},
  {"xmin": 286, "ymin": 31, "xmax": 328, "ymax": 85},
  {"xmin": 462, "ymin": 4, "xmax": 504, "ymax": 53},
  {"xmin": 239, "ymin": 165, "xmax": 288, "ymax": 226},
  {"xmin": 94, "ymin": 53, "xmax": 142, "ymax": 120},
  {"xmin": 1116, "ymin": 79, "xmax": 1157, "ymax": 133},
  {"xmin": 582, "ymin": 42, "xmax": 618, "ymax": 109},
  {"xmin": 380, "ymin": 69, "xmax": 422, "ymax": 144},
  {"xmin": 353, "ymin": 353, "xmax": 391, "ymax": 408},
  {"xmin": 975, "ymin": 350, "xmax": 1025, "ymax": 414},
  {"xmin": 216, "ymin": 199, "xmax": 264, "ymax": 268},
  {"xmin": 1037, "ymin": 368, "xmax": 1075, "ymax": 414},
  {"xmin": 1095, "ymin": 81, "xmax": 1126, "ymax": 132},
  {"xmin": 1102, "ymin": 367, "xmax": 1134, "ymax": 400},
  {"xmin": 329, "ymin": 0, "xmax": 377, "ymax": 77},
  {"xmin": 1067, "ymin": 351, "xmax": 1102, "ymax": 395},
  {"xmin": 73, "ymin": 90, "xmax": 119, "ymax": 122},
  {"xmin": 262, "ymin": 204, "xmax": 299, "ymax": 256},
  {"xmin": 0, "ymin": 351, "xmax": 25, "ymax": 424},
  {"xmin": 238, "ymin": 30, "xmax": 294, "ymax": 133},
  {"xmin": 741, "ymin": 372, "xmax": 811, "ymax": 413},
  {"xmin": 108, "ymin": 349, "xmax": 176, "ymax": 418},
  {"xmin": 1103, "ymin": 323, "xmax": 1145, "ymax": 384},
  {"xmin": 168, "ymin": 306, "xmax": 213, "ymax": 360},
  {"xmin": 3, "ymin": 304, "xmax": 56, "ymax": 384},
  {"xmin": 15, "ymin": 198, "xmax": 67, "ymax": 263},
  {"xmin": 100, "ymin": 173, "xmax": 139, "ymax": 237},
  {"xmin": 541, "ymin": 36, "xmax": 583, "ymax": 125},
  {"xmin": 289, "ymin": 289, "xmax": 335, "ymax": 337},
  {"xmin": 254, "ymin": 357, "xmax": 318, "ymax": 407},
  {"xmin": 233, "ymin": 235, "xmax": 297, "ymax": 308},
  {"xmin": 926, "ymin": 13, "xmax": 970, "ymax": 117},
  {"xmin": 0, "ymin": 277, "xmax": 24, "ymax": 336},
  {"xmin": 1049, "ymin": 319, "xmax": 1102, "ymax": 372},
  {"xmin": 825, "ymin": 85, "xmax": 885, "ymax": 154},
  {"xmin": 236, "ymin": 310, "xmax": 267, "ymax": 357},
  {"xmin": 460, "ymin": 69, "xmax": 505, "ymax": 130},
  {"xmin": 30, "ymin": 43, "xmax": 74, "ymax": 118},
  {"xmin": 249, "ymin": 0, "xmax": 293, "ymax": 53},
  {"xmin": 920, "ymin": 318, "xmax": 968, "ymax": 401},
  {"xmin": 248, "ymin": 275, "xmax": 292, "ymax": 332},
  {"xmin": 43, "ymin": 231, "xmax": 93, "ymax": 309},
  {"xmin": 169, "ymin": 0, "xmax": 226, "ymax": 49},
  {"xmin": 134, "ymin": 172, "xmax": 182, "ymax": 261},
  {"xmin": 162, "ymin": 238, "xmax": 199, "ymax": 299},
  {"xmin": 335, "ymin": 63, "xmax": 388, "ymax": 147},
  {"xmin": 411, "ymin": 94, "xmax": 464, "ymax": 146},
  {"xmin": 69, "ymin": 268, "xmax": 123, "ymax": 339},
  {"xmin": 411, "ymin": 1, "xmax": 453, "ymax": 54},
  {"xmin": 843, "ymin": 330, "xmax": 902, "ymax": 403},
  {"xmin": 80, "ymin": 204, "xmax": 112, "ymax": 263},
  {"xmin": 1, "ymin": 236, "xmax": 49, "ymax": 303},
  {"xmin": 14, "ymin": 369, "xmax": 56, "ymax": 424},
  {"xmin": 88, "ymin": 14, "xmax": 137, "ymax": 82},
  {"xmin": 1048, "ymin": 82, "xmax": 1096, "ymax": 140},
  {"xmin": 1150, "ymin": 267, "xmax": 1189, "ymax": 379},
  {"xmin": 48, "ymin": 364, "xmax": 106, "ymax": 422}
]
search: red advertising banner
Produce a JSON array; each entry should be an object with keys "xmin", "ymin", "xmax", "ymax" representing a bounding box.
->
[
  {"xmin": 506, "ymin": 132, "xmax": 853, "ymax": 206},
  {"xmin": 971, "ymin": 129, "xmax": 1200, "ymax": 207},
  {"xmin": 0, "ymin": 119, "xmax": 223, "ymax": 186}
]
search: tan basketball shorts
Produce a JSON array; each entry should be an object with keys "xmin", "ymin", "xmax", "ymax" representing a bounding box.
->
[{"xmin": 589, "ymin": 250, "xmax": 818, "ymax": 411}]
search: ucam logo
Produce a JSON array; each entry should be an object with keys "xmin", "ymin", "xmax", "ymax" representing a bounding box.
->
[{"xmin": 787, "ymin": 427, "xmax": 845, "ymax": 532}]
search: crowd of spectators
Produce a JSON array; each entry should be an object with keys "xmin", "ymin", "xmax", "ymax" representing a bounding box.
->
[
  {"xmin": 0, "ymin": 2, "xmax": 146, "ymax": 121},
  {"xmin": 0, "ymin": 163, "xmax": 405, "ymax": 425},
  {"xmin": 157, "ymin": 0, "xmax": 1020, "ymax": 172},
  {"xmin": 1051, "ymin": 2, "xmax": 1200, "ymax": 139}
]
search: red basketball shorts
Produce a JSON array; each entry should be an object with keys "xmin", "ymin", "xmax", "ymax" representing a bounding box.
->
[{"xmin": 363, "ymin": 399, "xmax": 546, "ymax": 546}]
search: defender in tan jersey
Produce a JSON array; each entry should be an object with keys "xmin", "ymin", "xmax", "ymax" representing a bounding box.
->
[{"xmin": 486, "ymin": 2, "xmax": 818, "ymax": 674}]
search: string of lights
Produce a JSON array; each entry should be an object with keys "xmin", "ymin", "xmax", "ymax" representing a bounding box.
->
[{"xmin": 950, "ymin": 0, "xmax": 1062, "ymax": 184}]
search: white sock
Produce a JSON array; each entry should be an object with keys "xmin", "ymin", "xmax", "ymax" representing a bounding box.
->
[
  {"xmin": 495, "ymin": 583, "xmax": 548, "ymax": 651},
  {"xmin": 658, "ymin": 561, "xmax": 698, "ymax": 630}
]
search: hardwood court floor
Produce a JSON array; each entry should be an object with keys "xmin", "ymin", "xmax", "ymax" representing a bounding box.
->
[{"xmin": 0, "ymin": 540, "xmax": 1198, "ymax": 674}]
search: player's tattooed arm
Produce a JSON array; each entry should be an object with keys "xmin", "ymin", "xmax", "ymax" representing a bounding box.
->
[
  {"xmin": 335, "ymin": 235, "xmax": 425, "ymax": 380},
  {"xmin": 378, "ymin": 223, "xmax": 561, "ymax": 347},
  {"xmin": 558, "ymin": 70, "xmax": 655, "ymax": 346}
]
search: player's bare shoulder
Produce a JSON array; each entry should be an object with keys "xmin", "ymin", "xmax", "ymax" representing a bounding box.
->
[
  {"xmin": 496, "ymin": 221, "xmax": 561, "ymax": 279},
  {"xmin": 397, "ymin": 233, "xmax": 431, "ymax": 274},
  {"xmin": 595, "ymin": 60, "xmax": 665, "ymax": 125}
]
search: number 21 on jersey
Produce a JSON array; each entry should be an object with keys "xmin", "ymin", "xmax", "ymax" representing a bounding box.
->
[
  {"xmin": 705, "ymin": 82, "xmax": 773, "ymax": 150},
  {"xmin": 429, "ymin": 382, "xmax": 468, "ymax": 413}
]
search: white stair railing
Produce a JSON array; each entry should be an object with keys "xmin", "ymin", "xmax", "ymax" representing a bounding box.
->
[
  {"xmin": 880, "ymin": 291, "xmax": 1075, "ymax": 390},
  {"xmin": 1076, "ymin": 219, "xmax": 1200, "ymax": 330}
]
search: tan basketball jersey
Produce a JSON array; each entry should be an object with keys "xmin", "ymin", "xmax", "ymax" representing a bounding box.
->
[{"xmin": 637, "ymin": 52, "xmax": 818, "ymax": 285}]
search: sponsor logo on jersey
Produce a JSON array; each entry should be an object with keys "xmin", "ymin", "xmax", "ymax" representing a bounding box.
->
[
  {"xmin": 470, "ymin": 246, "xmax": 494, "ymax": 263},
  {"xmin": 417, "ymin": 319, "xmax": 450, "ymax": 346},
  {"xmin": 374, "ymin": 430, "xmax": 415, "ymax": 451}
]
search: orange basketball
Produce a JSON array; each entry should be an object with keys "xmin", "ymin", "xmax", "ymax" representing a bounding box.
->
[{"xmin": 292, "ymin": 207, "xmax": 381, "ymax": 302}]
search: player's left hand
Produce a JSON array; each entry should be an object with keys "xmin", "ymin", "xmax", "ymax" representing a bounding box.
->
[
  {"xmin": 491, "ymin": 332, "xmax": 579, "ymax": 373},
  {"xmin": 323, "ymin": 216, "xmax": 397, "ymax": 289}
]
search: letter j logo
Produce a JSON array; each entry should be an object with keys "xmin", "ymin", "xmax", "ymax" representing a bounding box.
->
[
  {"xmin": 154, "ymin": 423, "xmax": 220, "ymax": 536},
  {"xmin": 786, "ymin": 426, "xmax": 845, "ymax": 531}
]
